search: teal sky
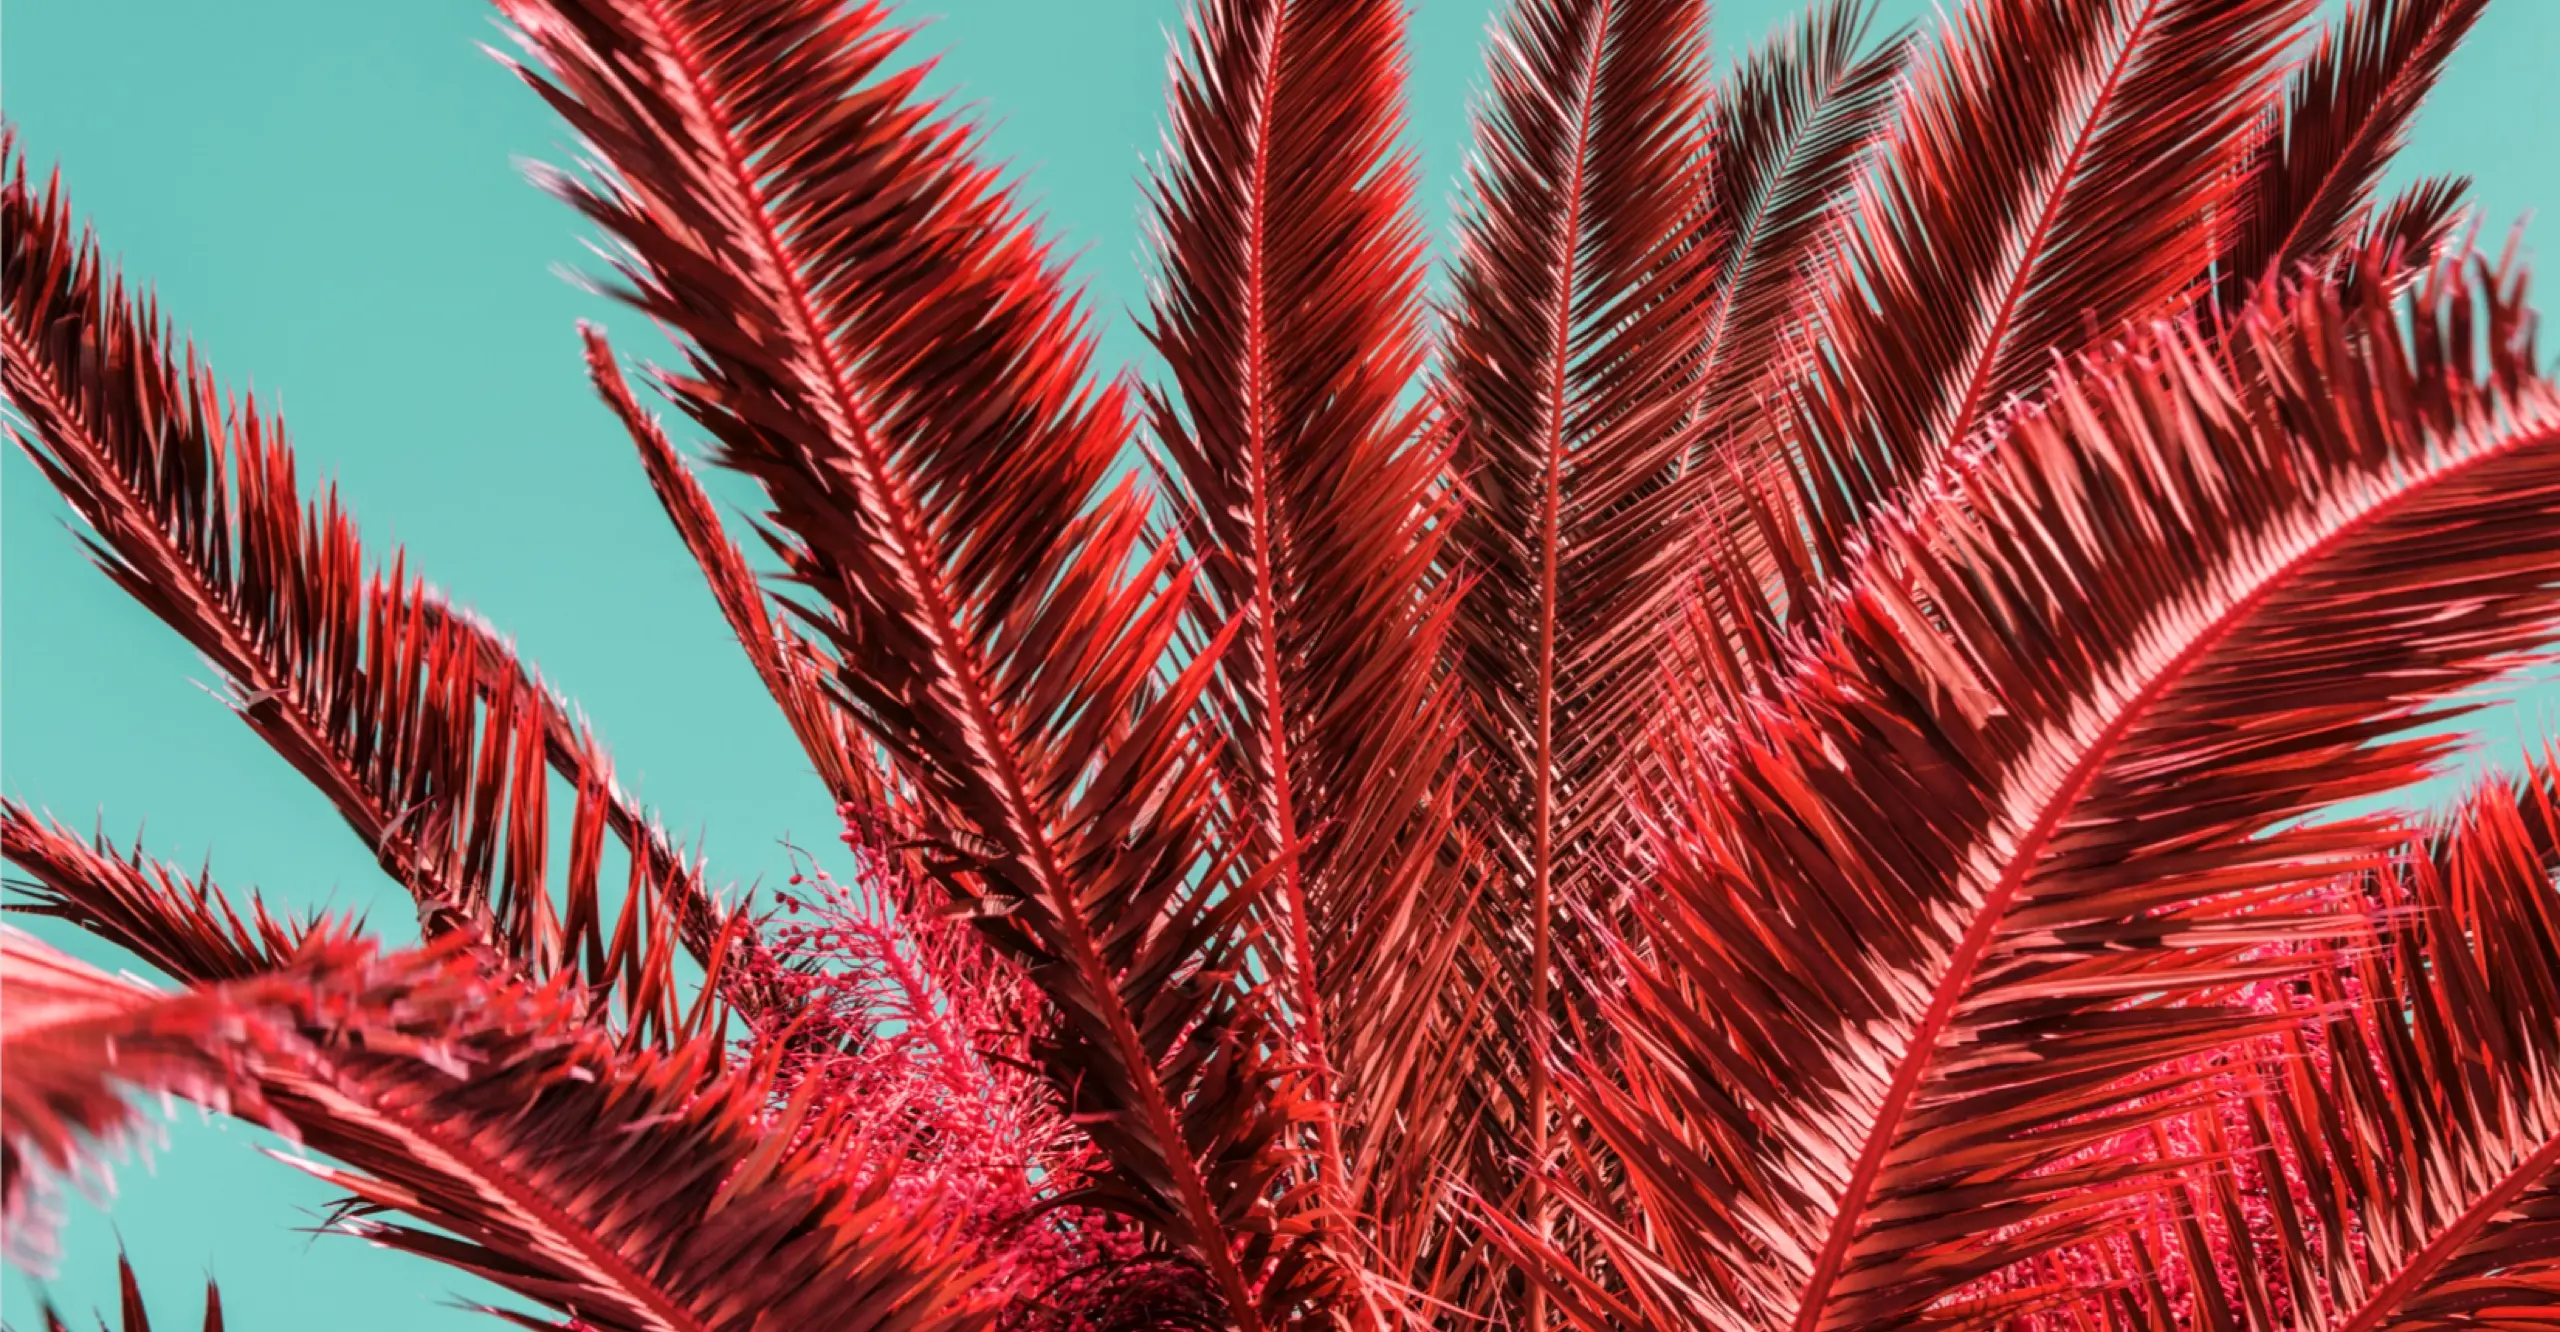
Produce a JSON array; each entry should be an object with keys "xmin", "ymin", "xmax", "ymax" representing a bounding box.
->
[{"xmin": 5, "ymin": 1, "xmax": 2558, "ymax": 1326}]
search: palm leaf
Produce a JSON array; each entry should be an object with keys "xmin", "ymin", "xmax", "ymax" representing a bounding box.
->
[
  {"xmin": 1676, "ymin": 0, "xmax": 1909, "ymax": 647},
  {"xmin": 493, "ymin": 3, "xmax": 1314, "ymax": 1320},
  {"xmin": 1777, "ymin": 0, "xmax": 2310, "ymax": 609},
  {"xmin": 1136, "ymin": 0, "xmax": 1489, "ymax": 1296},
  {"xmin": 3, "ymin": 801, "xmax": 710, "ymax": 1064},
  {"xmin": 1691, "ymin": 0, "xmax": 1909, "ymax": 436},
  {"xmin": 1550, "ymin": 255, "xmax": 2560, "ymax": 1329},
  {"xmin": 0, "ymin": 140, "xmax": 751, "ymax": 1036},
  {"xmin": 4, "ymin": 803, "xmax": 315, "ymax": 989},
  {"xmin": 582, "ymin": 325, "xmax": 884, "ymax": 814},
  {"xmin": 2216, "ymin": 0, "xmax": 2490, "ymax": 311},
  {"xmin": 1436, "ymin": 0, "xmax": 1719, "ymax": 1239},
  {"xmin": 1, "ymin": 923, "xmax": 997, "ymax": 1332}
]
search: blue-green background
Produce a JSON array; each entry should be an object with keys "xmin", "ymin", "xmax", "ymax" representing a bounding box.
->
[{"xmin": 5, "ymin": 1, "xmax": 2557, "ymax": 1325}]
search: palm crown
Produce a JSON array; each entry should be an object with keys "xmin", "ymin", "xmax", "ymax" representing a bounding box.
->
[{"xmin": 7, "ymin": 0, "xmax": 2560, "ymax": 1328}]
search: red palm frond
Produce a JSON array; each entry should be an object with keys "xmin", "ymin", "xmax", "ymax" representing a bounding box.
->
[
  {"xmin": 3, "ymin": 800, "xmax": 690, "ymax": 1089},
  {"xmin": 1545, "ymin": 256, "xmax": 2560, "ymax": 1329},
  {"xmin": 1692, "ymin": 0, "xmax": 1909, "ymax": 434},
  {"xmin": 4, "ymin": 802, "xmax": 313, "ymax": 987},
  {"xmin": 2, "ymin": 922, "xmax": 998, "ymax": 1332},
  {"xmin": 582, "ymin": 326, "xmax": 884, "ymax": 815},
  {"xmin": 0, "ymin": 141, "xmax": 752, "ymax": 1039},
  {"xmin": 1137, "ymin": 0, "xmax": 1486, "ymax": 1290},
  {"xmin": 1676, "ymin": 0, "xmax": 1908, "ymax": 631},
  {"xmin": 37, "ymin": 1253, "xmax": 226, "ymax": 1332},
  {"xmin": 2169, "ymin": 759, "xmax": 2560, "ymax": 1329},
  {"xmin": 1776, "ymin": 0, "xmax": 2310, "ymax": 603},
  {"xmin": 2, "ymin": 925, "xmax": 313, "ymax": 1269},
  {"xmin": 2215, "ymin": 0, "xmax": 2490, "ymax": 313},
  {"xmin": 493, "ymin": 3, "xmax": 1311, "ymax": 1321},
  {"xmin": 1437, "ymin": 0, "xmax": 1718, "ymax": 1230},
  {"xmin": 263, "ymin": 960, "xmax": 998, "ymax": 1332}
]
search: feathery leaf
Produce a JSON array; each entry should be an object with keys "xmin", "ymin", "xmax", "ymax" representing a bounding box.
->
[
  {"xmin": 1559, "ymin": 255, "xmax": 2560, "ymax": 1329},
  {"xmin": 0, "ymin": 139, "xmax": 748, "ymax": 1037},
  {"xmin": 1438, "ymin": 0, "xmax": 1718, "ymax": 1216},
  {"xmin": 495, "ymin": 3, "xmax": 1314, "ymax": 1319},
  {"xmin": 1138, "ymin": 0, "xmax": 1488, "ymax": 1298},
  {"xmin": 1677, "ymin": 0, "xmax": 1908, "ymax": 634},
  {"xmin": 1779, "ymin": 0, "xmax": 2310, "ymax": 604}
]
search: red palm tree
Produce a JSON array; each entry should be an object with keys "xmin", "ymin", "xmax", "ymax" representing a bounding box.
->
[{"xmin": 8, "ymin": 0, "xmax": 2559, "ymax": 1327}]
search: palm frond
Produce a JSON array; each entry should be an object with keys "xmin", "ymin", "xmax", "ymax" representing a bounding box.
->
[
  {"xmin": 1677, "ymin": 0, "xmax": 1908, "ymax": 642},
  {"xmin": 494, "ymin": 3, "xmax": 1313, "ymax": 1320},
  {"xmin": 1551, "ymin": 255, "xmax": 2560, "ymax": 1330},
  {"xmin": 2216, "ymin": 0, "xmax": 2490, "ymax": 312},
  {"xmin": 1137, "ymin": 0, "xmax": 1488, "ymax": 1291},
  {"xmin": 2, "ymin": 922, "xmax": 998, "ymax": 1332},
  {"xmin": 1437, "ymin": 0, "xmax": 1718, "ymax": 1227},
  {"xmin": 582, "ymin": 325, "xmax": 883, "ymax": 813},
  {"xmin": 0, "ymin": 140, "xmax": 749, "ymax": 1038},
  {"xmin": 2183, "ymin": 758, "xmax": 2560, "ymax": 1329},
  {"xmin": 1777, "ymin": 0, "xmax": 2310, "ymax": 607},
  {"xmin": 1692, "ymin": 0, "xmax": 1909, "ymax": 433},
  {"xmin": 11, "ymin": 2, "xmax": 2557, "ymax": 1327}
]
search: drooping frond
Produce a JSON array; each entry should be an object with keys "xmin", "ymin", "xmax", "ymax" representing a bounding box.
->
[
  {"xmin": 2215, "ymin": 0, "xmax": 2490, "ymax": 312},
  {"xmin": 2, "ymin": 802, "xmax": 693, "ymax": 1081},
  {"xmin": 37, "ymin": 1253, "xmax": 227, "ymax": 1332},
  {"xmin": 2, "ymin": 924, "xmax": 998, "ymax": 1332},
  {"xmin": 1438, "ymin": 0, "xmax": 1717, "ymax": 1225},
  {"xmin": 1138, "ymin": 0, "xmax": 1485, "ymax": 1288},
  {"xmin": 1773, "ymin": 0, "xmax": 2310, "ymax": 607},
  {"xmin": 3, "ymin": 803, "xmax": 313, "ymax": 987},
  {"xmin": 583, "ymin": 325, "xmax": 883, "ymax": 813},
  {"xmin": 0, "ymin": 141, "xmax": 747, "ymax": 1037},
  {"xmin": 494, "ymin": 4, "xmax": 1312, "ymax": 1321},
  {"xmin": 1545, "ymin": 256, "xmax": 2560, "ymax": 1330}
]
